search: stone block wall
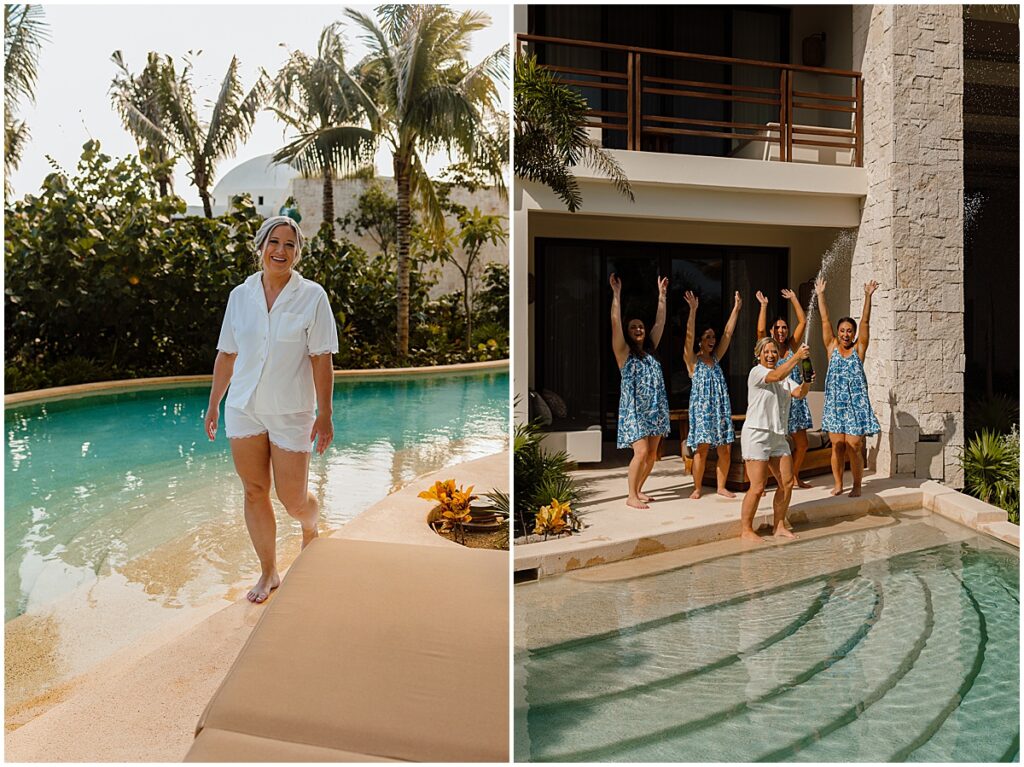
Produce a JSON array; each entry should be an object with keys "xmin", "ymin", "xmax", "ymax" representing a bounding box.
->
[
  {"xmin": 852, "ymin": 5, "xmax": 965, "ymax": 485},
  {"xmin": 289, "ymin": 178, "xmax": 508, "ymax": 297}
]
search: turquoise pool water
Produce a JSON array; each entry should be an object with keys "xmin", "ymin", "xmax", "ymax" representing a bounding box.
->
[
  {"xmin": 515, "ymin": 511, "xmax": 1019, "ymax": 762},
  {"xmin": 5, "ymin": 371, "xmax": 508, "ymax": 621}
]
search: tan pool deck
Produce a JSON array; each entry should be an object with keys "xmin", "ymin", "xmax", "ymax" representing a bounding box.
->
[
  {"xmin": 4, "ymin": 450, "xmax": 509, "ymax": 762},
  {"xmin": 514, "ymin": 456, "xmax": 1018, "ymax": 579}
]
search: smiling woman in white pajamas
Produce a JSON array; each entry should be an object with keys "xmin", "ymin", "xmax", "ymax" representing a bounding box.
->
[{"xmin": 204, "ymin": 216, "xmax": 339, "ymax": 603}]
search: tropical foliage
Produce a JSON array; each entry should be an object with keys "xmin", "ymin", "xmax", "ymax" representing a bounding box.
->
[
  {"xmin": 270, "ymin": 22, "xmax": 375, "ymax": 224},
  {"xmin": 4, "ymin": 4, "xmax": 48, "ymax": 196},
  {"xmin": 533, "ymin": 498, "xmax": 580, "ymax": 538},
  {"xmin": 419, "ymin": 478, "xmax": 478, "ymax": 543},
  {"xmin": 109, "ymin": 51, "xmax": 268, "ymax": 217},
  {"xmin": 514, "ymin": 419, "xmax": 583, "ymax": 539},
  {"xmin": 961, "ymin": 427, "xmax": 1019, "ymax": 524},
  {"xmin": 514, "ymin": 53, "xmax": 633, "ymax": 213},
  {"xmin": 339, "ymin": 4, "xmax": 508, "ymax": 359},
  {"xmin": 4, "ymin": 142, "xmax": 507, "ymax": 392}
]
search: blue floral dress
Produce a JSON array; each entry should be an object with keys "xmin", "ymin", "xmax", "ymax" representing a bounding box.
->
[
  {"xmin": 687, "ymin": 355, "xmax": 735, "ymax": 448},
  {"xmin": 616, "ymin": 353, "xmax": 670, "ymax": 449},
  {"xmin": 779, "ymin": 350, "xmax": 813, "ymax": 432},
  {"xmin": 821, "ymin": 347, "xmax": 880, "ymax": 436}
]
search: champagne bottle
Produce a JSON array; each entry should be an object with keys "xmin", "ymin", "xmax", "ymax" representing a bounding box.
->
[{"xmin": 801, "ymin": 356, "xmax": 814, "ymax": 384}]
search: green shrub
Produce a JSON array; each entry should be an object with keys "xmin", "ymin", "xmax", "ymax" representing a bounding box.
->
[
  {"xmin": 961, "ymin": 427, "xmax": 1019, "ymax": 524},
  {"xmin": 965, "ymin": 394, "xmax": 1020, "ymax": 439},
  {"xmin": 4, "ymin": 142, "xmax": 509, "ymax": 393},
  {"xmin": 514, "ymin": 419, "xmax": 583, "ymax": 538}
]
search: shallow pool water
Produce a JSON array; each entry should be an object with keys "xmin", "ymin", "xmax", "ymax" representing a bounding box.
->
[
  {"xmin": 5, "ymin": 372, "xmax": 508, "ymax": 621},
  {"xmin": 515, "ymin": 510, "xmax": 1019, "ymax": 762}
]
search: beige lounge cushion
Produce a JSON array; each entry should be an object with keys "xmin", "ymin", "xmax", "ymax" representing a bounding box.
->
[
  {"xmin": 185, "ymin": 728, "xmax": 396, "ymax": 762},
  {"xmin": 189, "ymin": 538, "xmax": 508, "ymax": 763}
]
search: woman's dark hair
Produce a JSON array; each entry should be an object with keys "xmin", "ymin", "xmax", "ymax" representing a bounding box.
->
[
  {"xmin": 837, "ymin": 316, "xmax": 857, "ymax": 333},
  {"xmin": 694, "ymin": 325, "xmax": 716, "ymax": 352},
  {"xmin": 770, "ymin": 315, "xmax": 790, "ymax": 332},
  {"xmin": 626, "ymin": 318, "xmax": 648, "ymax": 358}
]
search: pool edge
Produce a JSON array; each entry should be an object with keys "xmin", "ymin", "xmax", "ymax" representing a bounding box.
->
[{"xmin": 4, "ymin": 359, "xmax": 510, "ymax": 407}]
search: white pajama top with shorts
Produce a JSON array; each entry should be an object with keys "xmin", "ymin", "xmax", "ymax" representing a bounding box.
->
[
  {"xmin": 216, "ymin": 271, "xmax": 339, "ymax": 452},
  {"xmin": 741, "ymin": 364, "xmax": 799, "ymax": 462}
]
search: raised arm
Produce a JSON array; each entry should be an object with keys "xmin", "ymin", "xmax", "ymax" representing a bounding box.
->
[
  {"xmin": 651, "ymin": 274, "xmax": 667, "ymax": 346},
  {"xmin": 766, "ymin": 343, "xmax": 809, "ymax": 384},
  {"xmin": 755, "ymin": 290, "xmax": 769, "ymax": 339},
  {"xmin": 857, "ymin": 280, "xmax": 878, "ymax": 359},
  {"xmin": 713, "ymin": 291, "xmax": 743, "ymax": 360},
  {"xmin": 683, "ymin": 290, "xmax": 698, "ymax": 375},
  {"xmin": 782, "ymin": 288, "xmax": 807, "ymax": 350},
  {"xmin": 815, "ymin": 277, "xmax": 836, "ymax": 352},
  {"xmin": 609, "ymin": 273, "xmax": 629, "ymax": 369}
]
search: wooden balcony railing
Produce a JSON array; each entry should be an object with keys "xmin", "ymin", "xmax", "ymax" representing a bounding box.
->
[{"xmin": 518, "ymin": 34, "xmax": 864, "ymax": 167}]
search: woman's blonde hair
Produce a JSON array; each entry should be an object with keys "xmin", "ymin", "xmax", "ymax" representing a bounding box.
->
[
  {"xmin": 253, "ymin": 216, "xmax": 304, "ymax": 266},
  {"xmin": 753, "ymin": 336, "xmax": 779, "ymax": 364}
]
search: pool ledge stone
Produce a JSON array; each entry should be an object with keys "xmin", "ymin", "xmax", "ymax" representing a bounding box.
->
[{"xmin": 514, "ymin": 462, "xmax": 1017, "ymax": 579}]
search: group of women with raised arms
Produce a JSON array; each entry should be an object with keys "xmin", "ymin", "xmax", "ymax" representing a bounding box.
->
[{"xmin": 610, "ymin": 273, "xmax": 881, "ymax": 540}]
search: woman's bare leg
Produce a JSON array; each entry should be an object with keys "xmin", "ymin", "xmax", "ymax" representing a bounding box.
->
[
  {"xmin": 740, "ymin": 460, "xmax": 768, "ymax": 542},
  {"xmin": 270, "ymin": 444, "xmax": 320, "ymax": 548},
  {"xmin": 690, "ymin": 444, "xmax": 709, "ymax": 499},
  {"xmin": 637, "ymin": 435, "xmax": 661, "ymax": 501},
  {"xmin": 768, "ymin": 455, "xmax": 797, "ymax": 539},
  {"xmin": 790, "ymin": 430, "xmax": 812, "ymax": 488},
  {"xmin": 229, "ymin": 434, "xmax": 280, "ymax": 603},
  {"xmin": 846, "ymin": 435, "xmax": 865, "ymax": 497},
  {"xmin": 627, "ymin": 438, "xmax": 651, "ymax": 509},
  {"xmin": 716, "ymin": 443, "xmax": 735, "ymax": 498},
  {"xmin": 828, "ymin": 433, "xmax": 847, "ymax": 496}
]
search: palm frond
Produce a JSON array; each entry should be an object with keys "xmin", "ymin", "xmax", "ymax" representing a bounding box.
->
[
  {"xmin": 273, "ymin": 125, "xmax": 377, "ymax": 177},
  {"xmin": 4, "ymin": 4, "xmax": 48, "ymax": 113}
]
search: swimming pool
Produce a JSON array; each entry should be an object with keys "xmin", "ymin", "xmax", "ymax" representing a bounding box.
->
[
  {"xmin": 515, "ymin": 509, "xmax": 1019, "ymax": 762},
  {"xmin": 5, "ymin": 370, "xmax": 508, "ymax": 623}
]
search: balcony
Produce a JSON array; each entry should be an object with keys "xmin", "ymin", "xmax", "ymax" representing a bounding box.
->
[{"xmin": 518, "ymin": 34, "xmax": 864, "ymax": 168}]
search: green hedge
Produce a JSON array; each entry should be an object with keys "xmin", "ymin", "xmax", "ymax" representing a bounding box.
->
[{"xmin": 4, "ymin": 142, "xmax": 507, "ymax": 392}]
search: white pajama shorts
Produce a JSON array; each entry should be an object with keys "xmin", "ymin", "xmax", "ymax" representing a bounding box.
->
[
  {"xmin": 741, "ymin": 427, "xmax": 791, "ymax": 462},
  {"xmin": 224, "ymin": 406, "xmax": 315, "ymax": 453}
]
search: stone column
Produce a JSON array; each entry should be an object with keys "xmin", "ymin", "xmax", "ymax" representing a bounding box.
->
[{"xmin": 851, "ymin": 5, "xmax": 964, "ymax": 485}]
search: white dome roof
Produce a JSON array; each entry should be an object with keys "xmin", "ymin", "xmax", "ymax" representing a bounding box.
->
[{"xmin": 213, "ymin": 154, "xmax": 298, "ymax": 198}]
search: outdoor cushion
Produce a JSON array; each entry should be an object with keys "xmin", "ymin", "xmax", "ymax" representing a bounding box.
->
[
  {"xmin": 529, "ymin": 390, "xmax": 553, "ymax": 426},
  {"xmin": 540, "ymin": 388, "xmax": 568, "ymax": 419},
  {"xmin": 187, "ymin": 538, "xmax": 508, "ymax": 763},
  {"xmin": 185, "ymin": 728, "xmax": 396, "ymax": 762}
]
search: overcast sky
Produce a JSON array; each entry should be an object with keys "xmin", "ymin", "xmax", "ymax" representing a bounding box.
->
[{"xmin": 8, "ymin": 3, "xmax": 511, "ymax": 205}]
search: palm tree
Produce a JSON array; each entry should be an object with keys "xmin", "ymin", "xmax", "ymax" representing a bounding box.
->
[
  {"xmin": 341, "ymin": 4, "xmax": 508, "ymax": 359},
  {"xmin": 109, "ymin": 51, "xmax": 175, "ymax": 197},
  {"xmin": 4, "ymin": 4, "xmax": 48, "ymax": 196},
  {"xmin": 270, "ymin": 23, "xmax": 376, "ymax": 228},
  {"xmin": 130, "ymin": 54, "xmax": 268, "ymax": 218},
  {"xmin": 514, "ymin": 54, "xmax": 633, "ymax": 213}
]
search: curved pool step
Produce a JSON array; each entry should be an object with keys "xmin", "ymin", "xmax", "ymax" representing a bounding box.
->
[
  {"xmin": 902, "ymin": 552, "xmax": 1020, "ymax": 762},
  {"xmin": 763, "ymin": 562, "xmax": 976, "ymax": 761},
  {"xmin": 525, "ymin": 575, "xmax": 884, "ymax": 761},
  {"xmin": 568, "ymin": 569, "xmax": 929, "ymax": 763},
  {"xmin": 522, "ymin": 578, "xmax": 830, "ymax": 710}
]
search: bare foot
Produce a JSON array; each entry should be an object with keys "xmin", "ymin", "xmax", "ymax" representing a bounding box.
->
[
  {"xmin": 791, "ymin": 477, "xmax": 812, "ymax": 489},
  {"xmin": 301, "ymin": 524, "xmax": 319, "ymax": 549},
  {"xmin": 830, "ymin": 485, "xmax": 845, "ymax": 496},
  {"xmin": 774, "ymin": 526, "xmax": 798, "ymax": 540},
  {"xmin": 717, "ymin": 488, "xmax": 736, "ymax": 499},
  {"xmin": 849, "ymin": 485, "xmax": 862, "ymax": 498},
  {"xmin": 247, "ymin": 571, "xmax": 281, "ymax": 604},
  {"xmin": 740, "ymin": 529, "xmax": 765, "ymax": 543},
  {"xmin": 638, "ymin": 492, "xmax": 653, "ymax": 502},
  {"xmin": 689, "ymin": 488, "xmax": 702, "ymax": 500},
  {"xmin": 626, "ymin": 497, "xmax": 650, "ymax": 510}
]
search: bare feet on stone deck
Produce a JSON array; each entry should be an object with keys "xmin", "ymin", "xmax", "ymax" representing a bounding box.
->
[
  {"xmin": 247, "ymin": 571, "xmax": 281, "ymax": 604},
  {"xmin": 627, "ymin": 496, "xmax": 650, "ymax": 510},
  {"xmin": 717, "ymin": 488, "xmax": 736, "ymax": 499}
]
